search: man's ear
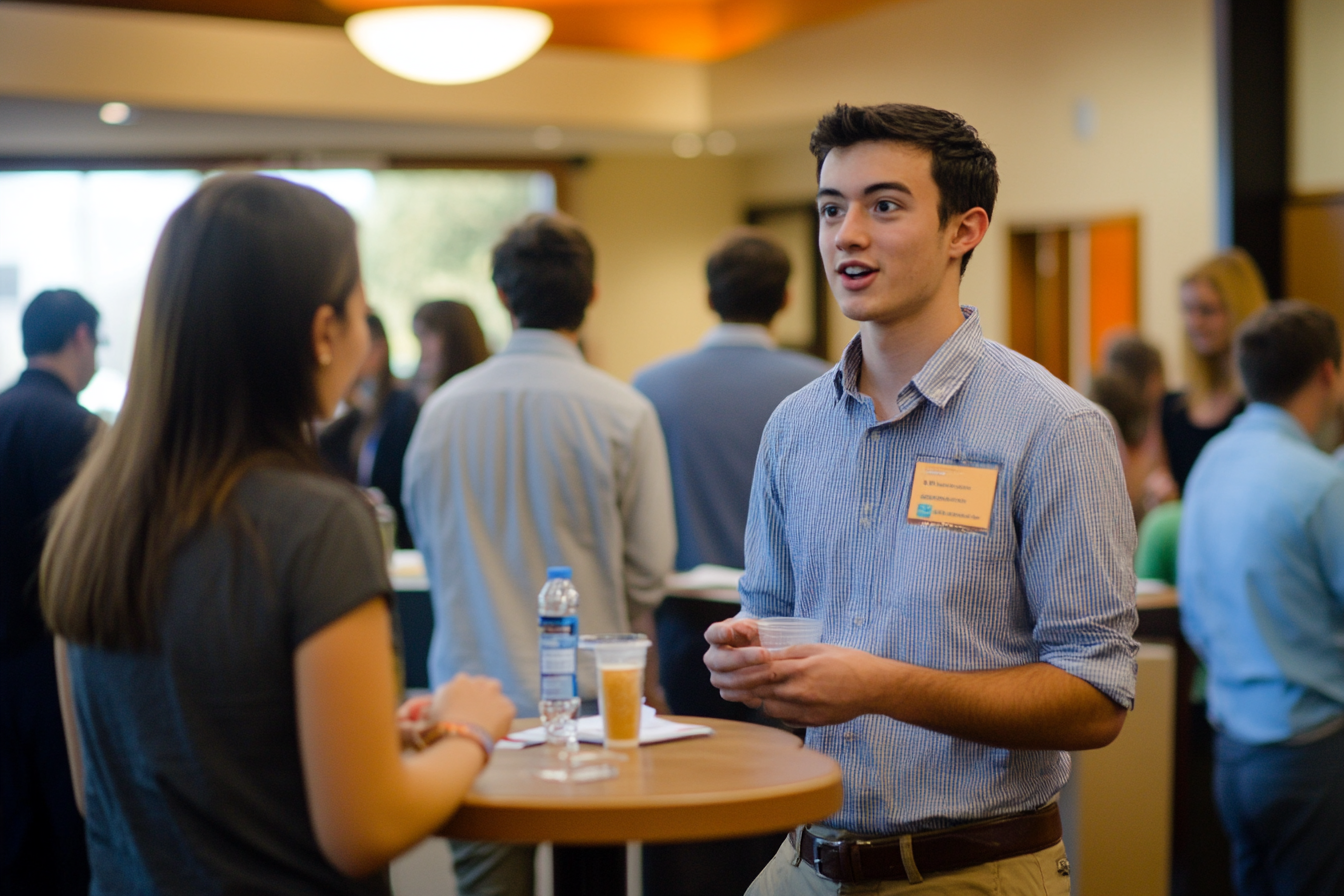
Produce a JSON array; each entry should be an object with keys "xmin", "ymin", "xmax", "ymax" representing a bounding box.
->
[
  {"xmin": 67, "ymin": 322, "xmax": 92, "ymax": 353},
  {"xmin": 948, "ymin": 207, "xmax": 990, "ymax": 264},
  {"xmin": 496, "ymin": 287, "xmax": 512, "ymax": 313},
  {"xmin": 587, "ymin": 286, "xmax": 599, "ymax": 309}
]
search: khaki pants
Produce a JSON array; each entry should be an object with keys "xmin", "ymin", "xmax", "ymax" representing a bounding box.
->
[{"xmin": 746, "ymin": 835, "xmax": 1072, "ymax": 896}]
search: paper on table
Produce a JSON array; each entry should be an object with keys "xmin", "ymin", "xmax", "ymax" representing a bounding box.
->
[
  {"xmin": 497, "ymin": 704, "xmax": 713, "ymax": 750},
  {"xmin": 664, "ymin": 564, "xmax": 744, "ymax": 604}
]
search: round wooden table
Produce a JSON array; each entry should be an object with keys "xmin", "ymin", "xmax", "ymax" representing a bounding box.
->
[{"xmin": 440, "ymin": 717, "xmax": 843, "ymax": 844}]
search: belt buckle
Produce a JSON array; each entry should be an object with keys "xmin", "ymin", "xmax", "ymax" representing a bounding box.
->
[{"xmin": 809, "ymin": 833, "xmax": 846, "ymax": 880}]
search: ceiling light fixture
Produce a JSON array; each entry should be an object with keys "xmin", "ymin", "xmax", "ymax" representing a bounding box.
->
[
  {"xmin": 99, "ymin": 102, "xmax": 133, "ymax": 125},
  {"xmin": 345, "ymin": 6, "xmax": 552, "ymax": 85}
]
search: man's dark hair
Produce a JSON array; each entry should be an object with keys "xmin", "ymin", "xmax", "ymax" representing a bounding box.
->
[
  {"xmin": 492, "ymin": 213, "xmax": 595, "ymax": 331},
  {"xmin": 706, "ymin": 229, "xmax": 791, "ymax": 324},
  {"xmin": 1103, "ymin": 335, "xmax": 1164, "ymax": 391},
  {"xmin": 22, "ymin": 288, "xmax": 99, "ymax": 357},
  {"xmin": 1235, "ymin": 300, "xmax": 1341, "ymax": 405},
  {"xmin": 810, "ymin": 103, "xmax": 999, "ymax": 274},
  {"xmin": 1089, "ymin": 373, "xmax": 1149, "ymax": 448}
]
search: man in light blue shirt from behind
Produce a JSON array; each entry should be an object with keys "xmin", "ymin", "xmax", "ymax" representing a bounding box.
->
[
  {"xmin": 403, "ymin": 213, "xmax": 675, "ymax": 896},
  {"xmin": 1179, "ymin": 300, "xmax": 1344, "ymax": 896}
]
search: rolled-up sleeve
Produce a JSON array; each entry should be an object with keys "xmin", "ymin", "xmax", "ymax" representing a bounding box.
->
[{"xmin": 1018, "ymin": 409, "xmax": 1140, "ymax": 708}]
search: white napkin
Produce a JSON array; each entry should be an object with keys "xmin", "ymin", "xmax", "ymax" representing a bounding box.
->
[{"xmin": 497, "ymin": 704, "xmax": 713, "ymax": 750}]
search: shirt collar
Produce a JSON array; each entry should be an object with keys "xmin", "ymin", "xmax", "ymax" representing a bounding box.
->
[
  {"xmin": 500, "ymin": 328, "xmax": 586, "ymax": 363},
  {"xmin": 1235, "ymin": 402, "xmax": 1312, "ymax": 444},
  {"xmin": 19, "ymin": 367, "xmax": 77, "ymax": 399},
  {"xmin": 831, "ymin": 306, "xmax": 985, "ymax": 410},
  {"xmin": 699, "ymin": 323, "xmax": 776, "ymax": 350}
]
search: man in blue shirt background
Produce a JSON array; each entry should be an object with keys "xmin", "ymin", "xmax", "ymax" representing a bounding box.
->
[
  {"xmin": 634, "ymin": 229, "xmax": 829, "ymax": 720},
  {"xmin": 1179, "ymin": 300, "xmax": 1344, "ymax": 896}
]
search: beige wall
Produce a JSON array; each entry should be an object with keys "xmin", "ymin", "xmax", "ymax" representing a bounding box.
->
[
  {"xmin": 715, "ymin": 0, "xmax": 1218, "ymax": 381},
  {"xmin": 1292, "ymin": 0, "xmax": 1344, "ymax": 194},
  {"xmin": 569, "ymin": 155, "xmax": 746, "ymax": 382}
]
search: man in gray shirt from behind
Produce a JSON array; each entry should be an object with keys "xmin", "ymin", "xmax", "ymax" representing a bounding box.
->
[{"xmin": 402, "ymin": 212, "xmax": 676, "ymax": 896}]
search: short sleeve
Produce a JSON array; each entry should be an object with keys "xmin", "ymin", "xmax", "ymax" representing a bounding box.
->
[{"xmin": 285, "ymin": 488, "xmax": 393, "ymax": 648}]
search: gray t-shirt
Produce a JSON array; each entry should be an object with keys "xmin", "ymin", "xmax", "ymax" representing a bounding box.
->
[{"xmin": 70, "ymin": 468, "xmax": 395, "ymax": 896}]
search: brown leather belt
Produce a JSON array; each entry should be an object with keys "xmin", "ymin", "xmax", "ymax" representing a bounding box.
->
[{"xmin": 788, "ymin": 803, "xmax": 1062, "ymax": 884}]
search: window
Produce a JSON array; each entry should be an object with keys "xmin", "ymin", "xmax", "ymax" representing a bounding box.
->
[{"xmin": 0, "ymin": 167, "xmax": 555, "ymax": 417}]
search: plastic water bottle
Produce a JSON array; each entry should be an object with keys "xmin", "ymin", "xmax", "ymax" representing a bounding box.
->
[{"xmin": 538, "ymin": 566, "xmax": 581, "ymax": 748}]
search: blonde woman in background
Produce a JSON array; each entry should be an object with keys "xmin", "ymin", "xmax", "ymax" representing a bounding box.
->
[{"xmin": 1161, "ymin": 247, "xmax": 1270, "ymax": 493}]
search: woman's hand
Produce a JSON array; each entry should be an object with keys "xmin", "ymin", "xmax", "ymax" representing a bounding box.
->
[
  {"xmin": 396, "ymin": 694, "xmax": 433, "ymax": 751},
  {"xmin": 429, "ymin": 673, "xmax": 516, "ymax": 743}
]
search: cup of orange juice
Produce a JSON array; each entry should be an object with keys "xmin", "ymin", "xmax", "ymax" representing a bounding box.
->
[{"xmin": 580, "ymin": 634, "xmax": 651, "ymax": 749}]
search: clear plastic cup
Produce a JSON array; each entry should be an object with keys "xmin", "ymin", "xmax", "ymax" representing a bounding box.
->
[
  {"xmin": 755, "ymin": 617, "xmax": 823, "ymax": 651},
  {"xmin": 580, "ymin": 634, "xmax": 651, "ymax": 749}
]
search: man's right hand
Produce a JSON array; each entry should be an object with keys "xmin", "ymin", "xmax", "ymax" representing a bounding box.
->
[{"xmin": 703, "ymin": 618, "xmax": 773, "ymax": 707}]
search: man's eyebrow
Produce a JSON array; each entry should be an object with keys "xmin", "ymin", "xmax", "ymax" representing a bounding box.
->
[
  {"xmin": 864, "ymin": 181, "xmax": 913, "ymax": 196},
  {"xmin": 815, "ymin": 182, "xmax": 914, "ymax": 200}
]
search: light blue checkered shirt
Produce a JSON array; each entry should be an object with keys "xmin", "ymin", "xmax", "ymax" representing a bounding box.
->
[{"xmin": 740, "ymin": 307, "xmax": 1138, "ymax": 835}]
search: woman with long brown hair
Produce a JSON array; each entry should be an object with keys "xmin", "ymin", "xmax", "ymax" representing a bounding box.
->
[
  {"xmin": 410, "ymin": 299, "xmax": 490, "ymax": 405},
  {"xmin": 1161, "ymin": 247, "xmax": 1270, "ymax": 492},
  {"xmin": 319, "ymin": 313, "xmax": 419, "ymax": 547},
  {"xmin": 41, "ymin": 174, "xmax": 513, "ymax": 894}
]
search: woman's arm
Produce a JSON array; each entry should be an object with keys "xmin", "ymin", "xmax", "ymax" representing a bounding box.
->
[
  {"xmin": 53, "ymin": 636, "xmax": 85, "ymax": 817},
  {"xmin": 295, "ymin": 598, "xmax": 514, "ymax": 878}
]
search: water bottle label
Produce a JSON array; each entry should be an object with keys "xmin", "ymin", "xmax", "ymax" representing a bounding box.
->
[
  {"xmin": 540, "ymin": 675, "xmax": 578, "ymax": 700},
  {"xmin": 539, "ymin": 615, "xmax": 578, "ymax": 700}
]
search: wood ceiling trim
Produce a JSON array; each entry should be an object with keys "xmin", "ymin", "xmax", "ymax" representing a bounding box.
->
[{"xmin": 23, "ymin": 0, "xmax": 888, "ymax": 62}]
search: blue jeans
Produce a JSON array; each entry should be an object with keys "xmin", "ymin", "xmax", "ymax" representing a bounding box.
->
[{"xmin": 1213, "ymin": 721, "xmax": 1344, "ymax": 896}]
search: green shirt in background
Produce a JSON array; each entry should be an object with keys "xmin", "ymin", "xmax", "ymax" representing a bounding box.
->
[{"xmin": 1136, "ymin": 500, "xmax": 1182, "ymax": 585}]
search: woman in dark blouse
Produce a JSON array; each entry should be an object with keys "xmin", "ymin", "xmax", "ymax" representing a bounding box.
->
[
  {"xmin": 1162, "ymin": 248, "xmax": 1269, "ymax": 492},
  {"xmin": 319, "ymin": 313, "xmax": 419, "ymax": 548}
]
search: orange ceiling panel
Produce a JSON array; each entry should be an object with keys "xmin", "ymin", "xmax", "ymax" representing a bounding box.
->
[{"xmin": 324, "ymin": 0, "xmax": 890, "ymax": 61}]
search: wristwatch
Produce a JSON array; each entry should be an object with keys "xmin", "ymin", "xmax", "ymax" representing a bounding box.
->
[{"xmin": 411, "ymin": 719, "xmax": 495, "ymax": 759}]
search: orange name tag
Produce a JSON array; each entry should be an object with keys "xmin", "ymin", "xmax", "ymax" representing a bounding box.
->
[{"xmin": 906, "ymin": 460, "xmax": 999, "ymax": 532}]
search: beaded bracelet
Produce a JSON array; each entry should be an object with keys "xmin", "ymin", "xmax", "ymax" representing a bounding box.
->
[{"xmin": 412, "ymin": 720, "xmax": 495, "ymax": 759}]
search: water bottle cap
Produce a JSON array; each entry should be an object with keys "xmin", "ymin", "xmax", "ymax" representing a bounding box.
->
[{"xmin": 546, "ymin": 566, "xmax": 572, "ymax": 580}]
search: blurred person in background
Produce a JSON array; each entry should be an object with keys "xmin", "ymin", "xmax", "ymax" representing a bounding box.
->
[
  {"xmin": 1162, "ymin": 248, "xmax": 1268, "ymax": 493},
  {"xmin": 1093, "ymin": 333, "xmax": 1182, "ymax": 583},
  {"xmin": 1103, "ymin": 334, "xmax": 1176, "ymax": 510},
  {"xmin": 1179, "ymin": 301, "xmax": 1344, "ymax": 896},
  {"xmin": 40, "ymin": 175, "xmax": 513, "ymax": 895},
  {"xmin": 411, "ymin": 299, "xmax": 490, "ymax": 405},
  {"xmin": 633, "ymin": 228, "xmax": 830, "ymax": 896},
  {"xmin": 319, "ymin": 313, "xmax": 419, "ymax": 548},
  {"xmin": 1089, "ymin": 371, "xmax": 1151, "ymax": 517},
  {"xmin": 0, "ymin": 288, "xmax": 100, "ymax": 895}
]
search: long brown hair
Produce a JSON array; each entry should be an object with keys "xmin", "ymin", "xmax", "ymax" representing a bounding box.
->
[
  {"xmin": 41, "ymin": 174, "xmax": 360, "ymax": 649},
  {"xmin": 411, "ymin": 300, "xmax": 489, "ymax": 401}
]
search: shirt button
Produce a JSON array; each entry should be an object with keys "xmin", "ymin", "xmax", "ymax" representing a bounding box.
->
[
  {"xmin": 869, "ymin": 432, "xmax": 880, "ymax": 442},
  {"xmin": 853, "ymin": 617, "xmax": 864, "ymax": 626},
  {"xmin": 845, "ymin": 731, "xmax": 856, "ymax": 741}
]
